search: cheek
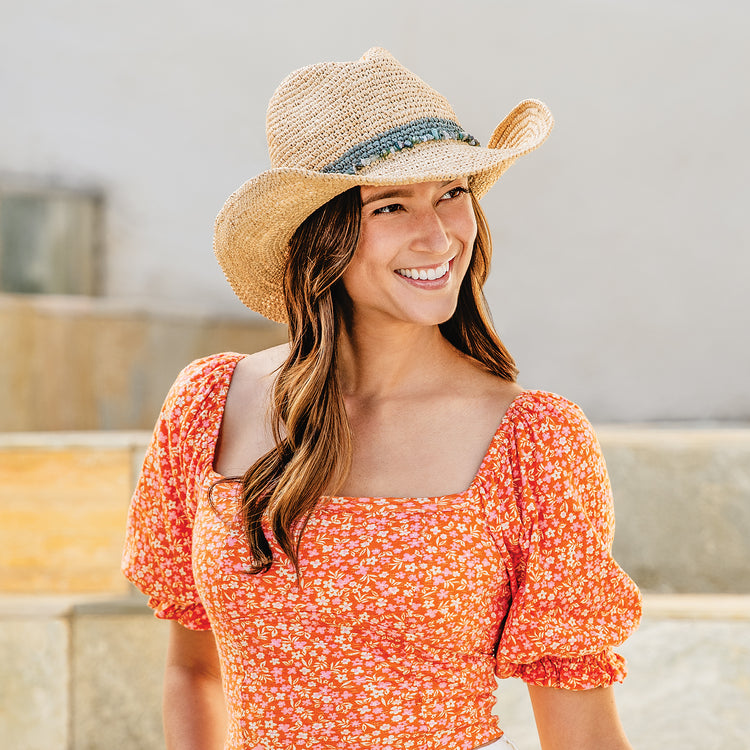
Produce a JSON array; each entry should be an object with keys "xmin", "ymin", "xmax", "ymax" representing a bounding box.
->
[
  {"xmin": 462, "ymin": 207, "xmax": 478, "ymax": 245},
  {"xmin": 340, "ymin": 260, "xmax": 360, "ymax": 299},
  {"xmin": 340, "ymin": 246, "xmax": 375, "ymax": 301},
  {"xmin": 341, "ymin": 229, "xmax": 390, "ymax": 285},
  {"xmin": 455, "ymin": 213, "xmax": 478, "ymax": 273}
]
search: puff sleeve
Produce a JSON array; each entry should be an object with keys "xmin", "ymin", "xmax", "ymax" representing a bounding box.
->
[
  {"xmin": 121, "ymin": 353, "xmax": 242, "ymax": 630},
  {"xmin": 489, "ymin": 392, "xmax": 642, "ymax": 690}
]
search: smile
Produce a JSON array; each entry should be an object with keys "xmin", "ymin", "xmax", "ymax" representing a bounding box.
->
[{"xmin": 395, "ymin": 259, "xmax": 451, "ymax": 281}]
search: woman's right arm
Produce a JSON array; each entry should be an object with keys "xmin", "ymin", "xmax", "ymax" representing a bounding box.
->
[{"xmin": 163, "ymin": 622, "xmax": 227, "ymax": 750}]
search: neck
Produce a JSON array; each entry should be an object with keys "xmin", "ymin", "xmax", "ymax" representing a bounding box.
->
[{"xmin": 336, "ymin": 318, "xmax": 457, "ymax": 400}]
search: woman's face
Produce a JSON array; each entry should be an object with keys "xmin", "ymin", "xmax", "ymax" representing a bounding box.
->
[{"xmin": 342, "ymin": 178, "xmax": 476, "ymax": 329}]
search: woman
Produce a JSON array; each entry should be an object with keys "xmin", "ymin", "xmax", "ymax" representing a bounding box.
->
[{"xmin": 123, "ymin": 48, "xmax": 642, "ymax": 750}]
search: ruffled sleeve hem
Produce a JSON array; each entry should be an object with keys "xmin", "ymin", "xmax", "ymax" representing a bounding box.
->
[
  {"xmin": 482, "ymin": 391, "xmax": 641, "ymax": 688},
  {"xmin": 497, "ymin": 648, "xmax": 628, "ymax": 690},
  {"xmin": 149, "ymin": 597, "xmax": 212, "ymax": 631}
]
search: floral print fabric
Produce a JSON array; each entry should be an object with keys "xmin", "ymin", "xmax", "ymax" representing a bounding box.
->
[{"xmin": 122, "ymin": 353, "xmax": 642, "ymax": 750}]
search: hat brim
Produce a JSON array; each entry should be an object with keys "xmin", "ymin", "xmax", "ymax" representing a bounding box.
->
[{"xmin": 214, "ymin": 99, "xmax": 553, "ymax": 323}]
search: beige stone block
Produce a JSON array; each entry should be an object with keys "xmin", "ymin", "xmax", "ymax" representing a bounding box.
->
[
  {"xmin": 0, "ymin": 615, "xmax": 69, "ymax": 749},
  {"xmin": 599, "ymin": 429, "xmax": 750, "ymax": 593},
  {"xmin": 494, "ymin": 595, "xmax": 750, "ymax": 750},
  {"xmin": 71, "ymin": 606, "xmax": 168, "ymax": 750},
  {"xmin": 0, "ymin": 444, "xmax": 133, "ymax": 594},
  {"xmin": 615, "ymin": 617, "xmax": 750, "ymax": 748},
  {"xmin": 0, "ymin": 293, "xmax": 287, "ymax": 431},
  {"xmin": 0, "ymin": 297, "xmax": 34, "ymax": 432},
  {"xmin": 2, "ymin": 593, "xmax": 748, "ymax": 750}
]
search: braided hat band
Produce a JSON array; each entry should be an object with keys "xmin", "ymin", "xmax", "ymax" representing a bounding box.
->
[{"xmin": 214, "ymin": 47, "xmax": 553, "ymax": 324}]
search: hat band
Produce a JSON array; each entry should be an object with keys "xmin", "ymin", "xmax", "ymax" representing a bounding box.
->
[{"xmin": 320, "ymin": 117, "xmax": 480, "ymax": 176}]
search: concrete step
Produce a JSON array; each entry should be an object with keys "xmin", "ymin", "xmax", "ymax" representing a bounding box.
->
[
  {"xmin": 495, "ymin": 594, "xmax": 750, "ymax": 749},
  {"xmin": 0, "ymin": 593, "xmax": 166, "ymax": 750}
]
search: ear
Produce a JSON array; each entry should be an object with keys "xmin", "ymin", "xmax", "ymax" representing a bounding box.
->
[{"xmin": 487, "ymin": 99, "xmax": 554, "ymax": 152}]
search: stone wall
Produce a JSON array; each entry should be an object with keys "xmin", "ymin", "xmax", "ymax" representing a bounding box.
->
[
  {"xmin": 0, "ymin": 431, "xmax": 145, "ymax": 594},
  {"xmin": 3, "ymin": 595, "xmax": 748, "ymax": 750},
  {"xmin": 1, "ymin": 427, "xmax": 749, "ymax": 748},
  {"xmin": 2, "ymin": 428, "xmax": 748, "ymax": 598},
  {"xmin": 0, "ymin": 596, "xmax": 167, "ymax": 750},
  {"xmin": 497, "ymin": 595, "xmax": 750, "ymax": 749},
  {"xmin": 0, "ymin": 293, "xmax": 287, "ymax": 431},
  {"xmin": 601, "ymin": 428, "xmax": 750, "ymax": 594}
]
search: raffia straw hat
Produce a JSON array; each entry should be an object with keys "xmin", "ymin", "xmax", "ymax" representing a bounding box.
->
[{"xmin": 214, "ymin": 47, "xmax": 553, "ymax": 324}]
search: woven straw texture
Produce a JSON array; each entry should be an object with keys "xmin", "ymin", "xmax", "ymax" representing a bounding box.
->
[{"xmin": 214, "ymin": 47, "xmax": 553, "ymax": 323}]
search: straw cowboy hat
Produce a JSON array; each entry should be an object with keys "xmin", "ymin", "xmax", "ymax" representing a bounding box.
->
[{"xmin": 214, "ymin": 47, "xmax": 553, "ymax": 324}]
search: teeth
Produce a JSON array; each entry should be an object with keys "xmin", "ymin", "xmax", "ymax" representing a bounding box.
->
[{"xmin": 396, "ymin": 260, "xmax": 450, "ymax": 280}]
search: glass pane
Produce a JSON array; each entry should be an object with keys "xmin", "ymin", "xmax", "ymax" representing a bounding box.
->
[{"xmin": 0, "ymin": 192, "xmax": 99, "ymax": 295}]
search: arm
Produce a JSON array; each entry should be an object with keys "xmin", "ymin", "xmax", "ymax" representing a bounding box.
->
[
  {"xmin": 527, "ymin": 684, "xmax": 632, "ymax": 750},
  {"xmin": 163, "ymin": 622, "xmax": 227, "ymax": 750}
]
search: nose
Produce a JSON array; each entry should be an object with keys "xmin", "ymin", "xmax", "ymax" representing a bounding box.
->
[{"xmin": 409, "ymin": 205, "xmax": 451, "ymax": 256}]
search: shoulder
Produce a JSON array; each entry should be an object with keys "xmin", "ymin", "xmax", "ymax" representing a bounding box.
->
[
  {"xmin": 161, "ymin": 352, "xmax": 246, "ymax": 424},
  {"xmin": 164, "ymin": 346, "xmax": 288, "ymax": 409},
  {"xmin": 226, "ymin": 343, "xmax": 289, "ymax": 389},
  {"xmin": 489, "ymin": 391, "xmax": 613, "ymax": 529},
  {"xmin": 497, "ymin": 390, "xmax": 603, "ymax": 471},
  {"xmin": 171, "ymin": 352, "xmax": 245, "ymax": 393},
  {"xmin": 504, "ymin": 390, "xmax": 593, "ymax": 437},
  {"xmin": 213, "ymin": 344, "xmax": 290, "ymax": 477},
  {"xmin": 220, "ymin": 343, "xmax": 289, "ymax": 423}
]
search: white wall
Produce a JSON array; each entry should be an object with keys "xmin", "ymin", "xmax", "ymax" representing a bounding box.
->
[{"xmin": 1, "ymin": 0, "xmax": 747, "ymax": 421}]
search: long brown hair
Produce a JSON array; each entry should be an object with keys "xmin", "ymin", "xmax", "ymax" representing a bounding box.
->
[{"xmin": 238, "ymin": 186, "xmax": 516, "ymax": 574}]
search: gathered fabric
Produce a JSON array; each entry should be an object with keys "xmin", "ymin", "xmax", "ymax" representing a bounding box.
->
[{"xmin": 122, "ymin": 353, "xmax": 641, "ymax": 750}]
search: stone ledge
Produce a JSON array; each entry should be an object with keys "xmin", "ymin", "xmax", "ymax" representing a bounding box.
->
[
  {"xmin": 0, "ymin": 430, "xmax": 149, "ymax": 448},
  {"xmin": 0, "ymin": 290, "xmax": 263, "ymax": 323},
  {"xmin": 642, "ymin": 593, "xmax": 750, "ymax": 620},
  {"xmin": 0, "ymin": 591, "xmax": 149, "ymax": 618},
  {"xmin": 497, "ymin": 607, "xmax": 750, "ymax": 750},
  {"xmin": 0, "ymin": 443, "xmax": 139, "ymax": 594},
  {"xmin": 599, "ymin": 427, "xmax": 750, "ymax": 593}
]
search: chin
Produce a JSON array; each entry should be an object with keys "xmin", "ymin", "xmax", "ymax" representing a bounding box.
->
[{"xmin": 400, "ymin": 302, "xmax": 459, "ymax": 328}]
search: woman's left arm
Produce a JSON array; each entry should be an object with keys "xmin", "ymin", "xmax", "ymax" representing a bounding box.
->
[{"xmin": 528, "ymin": 684, "xmax": 632, "ymax": 750}]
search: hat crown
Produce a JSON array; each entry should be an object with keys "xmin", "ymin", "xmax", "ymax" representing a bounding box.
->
[{"xmin": 266, "ymin": 48, "xmax": 459, "ymax": 173}]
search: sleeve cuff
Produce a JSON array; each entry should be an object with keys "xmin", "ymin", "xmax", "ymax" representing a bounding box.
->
[
  {"xmin": 149, "ymin": 597, "xmax": 212, "ymax": 631},
  {"xmin": 497, "ymin": 648, "xmax": 628, "ymax": 690}
]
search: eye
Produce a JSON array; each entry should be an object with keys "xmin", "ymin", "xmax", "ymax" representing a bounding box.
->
[
  {"xmin": 372, "ymin": 203, "xmax": 402, "ymax": 215},
  {"xmin": 440, "ymin": 185, "xmax": 469, "ymax": 201}
]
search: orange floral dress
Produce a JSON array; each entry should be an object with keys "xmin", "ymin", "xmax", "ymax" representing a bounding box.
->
[{"xmin": 122, "ymin": 353, "xmax": 641, "ymax": 750}]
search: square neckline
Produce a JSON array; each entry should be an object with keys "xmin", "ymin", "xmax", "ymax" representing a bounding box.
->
[{"xmin": 207, "ymin": 352, "xmax": 533, "ymax": 503}]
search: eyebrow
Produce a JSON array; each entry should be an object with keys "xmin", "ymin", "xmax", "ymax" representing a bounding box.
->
[{"xmin": 360, "ymin": 179, "xmax": 458, "ymax": 207}]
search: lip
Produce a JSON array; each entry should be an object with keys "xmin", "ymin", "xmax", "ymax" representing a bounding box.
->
[{"xmin": 394, "ymin": 257, "xmax": 454, "ymax": 289}]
